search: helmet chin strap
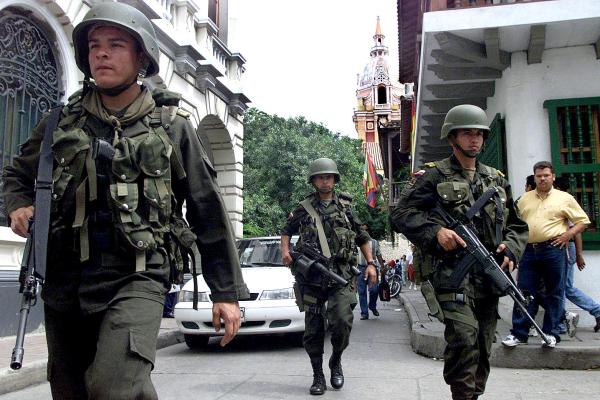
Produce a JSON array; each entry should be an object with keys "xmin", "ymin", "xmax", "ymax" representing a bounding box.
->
[
  {"xmin": 92, "ymin": 77, "xmax": 138, "ymax": 97},
  {"xmin": 452, "ymin": 142, "xmax": 480, "ymax": 159},
  {"xmin": 88, "ymin": 63, "xmax": 148, "ymax": 97}
]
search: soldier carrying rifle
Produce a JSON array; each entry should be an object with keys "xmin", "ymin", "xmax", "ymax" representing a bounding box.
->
[
  {"xmin": 391, "ymin": 105, "xmax": 529, "ymax": 400},
  {"xmin": 2, "ymin": 3, "xmax": 248, "ymax": 398},
  {"xmin": 281, "ymin": 157, "xmax": 377, "ymax": 396}
]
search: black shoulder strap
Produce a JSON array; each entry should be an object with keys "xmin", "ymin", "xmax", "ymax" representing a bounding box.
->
[{"xmin": 34, "ymin": 106, "xmax": 62, "ymax": 279}]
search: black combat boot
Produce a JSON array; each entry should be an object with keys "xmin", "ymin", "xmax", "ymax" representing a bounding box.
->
[
  {"xmin": 309, "ymin": 356, "xmax": 326, "ymax": 395},
  {"xmin": 328, "ymin": 352, "xmax": 344, "ymax": 389}
]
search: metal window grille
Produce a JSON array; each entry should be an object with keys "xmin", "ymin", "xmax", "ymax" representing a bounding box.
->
[
  {"xmin": 544, "ymin": 97, "xmax": 600, "ymax": 250},
  {"xmin": 478, "ymin": 113, "xmax": 507, "ymax": 175},
  {"xmin": 0, "ymin": 10, "xmax": 61, "ymax": 225}
]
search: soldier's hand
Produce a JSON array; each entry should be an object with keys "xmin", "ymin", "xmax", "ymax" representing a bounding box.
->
[
  {"xmin": 212, "ymin": 301, "xmax": 241, "ymax": 347},
  {"xmin": 9, "ymin": 206, "xmax": 34, "ymax": 238},
  {"xmin": 436, "ymin": 227, "xmax": 466, "ymax": 251},
  {"xmin": 282, "ymin": 251, "xmax": 293, "ymax": 267},
  {"xmin": 495, "ymin": 243, "xmax": 515, "ymax": 273},
  {"xmin": 365, "ymin": 265, "xmax": 378, "ymax": 288}
]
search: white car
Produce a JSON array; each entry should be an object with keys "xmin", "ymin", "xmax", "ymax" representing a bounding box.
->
[{"xmin": 174, "ymin": 236, "xmax": 304, "ymax": 349}]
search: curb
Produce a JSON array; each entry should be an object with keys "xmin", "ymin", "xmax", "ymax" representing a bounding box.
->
[
  {"xmin": 399, "ymin": 291, "xmax": 600, "ymax": 370},
  {"xmin": 0, "ymin": 329, "xmax": 185, "ymax": 396}
]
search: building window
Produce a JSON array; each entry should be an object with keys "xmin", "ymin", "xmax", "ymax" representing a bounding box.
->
[
  {"xmin": 544, "ymin": 97, "xmax": 600, "ymax": 249},
  {"xmin": 377, "ymin": 86, "xmax": 387, "ymax": 104},
  {"xmin": 209, "ymin": 0, "xmax": 219, "ymax": 26}
]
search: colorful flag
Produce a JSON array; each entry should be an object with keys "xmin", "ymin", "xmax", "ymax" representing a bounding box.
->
[{"xmin": 363, "ymin": 152, "xmax": 379, "ymax": 208}]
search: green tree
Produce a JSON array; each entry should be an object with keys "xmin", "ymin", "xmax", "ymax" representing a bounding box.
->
[{"xmin": 242, "ymin": 108, "xmax": 388, "ymax": 239}]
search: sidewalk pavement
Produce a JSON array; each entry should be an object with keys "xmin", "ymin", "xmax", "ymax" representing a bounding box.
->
[
  {"xmin": 0, "ymin": 318, "xmax": 184, "ymax": 396},
  {"xmin": 400, "ymin": 288, "xmax": 600, "ymax": 370}
]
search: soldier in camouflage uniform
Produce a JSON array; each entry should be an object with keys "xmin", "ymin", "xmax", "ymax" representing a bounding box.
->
[
  {"xmin": 2, "ymin": 3, "xmax": 249, "ymax": 399},
  {"xmin": 281, "ymin": 158, "xmax": 377, "ymax": 395},
  {"xmin": 391, "ymin": 105, "xmax": 528, "ymax": 400}
]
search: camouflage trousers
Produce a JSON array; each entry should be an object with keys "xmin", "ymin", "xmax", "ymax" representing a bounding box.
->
[
  {"xmin": 44, "ymin": 295, "xmax": 164, "ymax": 400},
  {"xmin": 299, "ymin": 282, "xmax": 357, "ymax": 359},
  {"xmin": 439, "ymin": 295, "xmax": 499, "ymax": 400}
]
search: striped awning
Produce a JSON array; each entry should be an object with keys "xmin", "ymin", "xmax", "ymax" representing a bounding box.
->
[{"xmin": 362, "ymin": 141, "xmax": 384, "ymax": 173}]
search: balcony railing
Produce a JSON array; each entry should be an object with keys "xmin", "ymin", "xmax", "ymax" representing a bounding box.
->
[
  {"xmin": 430, "ymin": 0, "xmax": 551, "ymax": 11},
  {"xmin": 389, "ymin": 180, "xmax": 411, "ymax": 207}
]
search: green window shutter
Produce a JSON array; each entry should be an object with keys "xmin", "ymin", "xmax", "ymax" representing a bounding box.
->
[
  {"xmin": 478, "ymin": 113, "xmax": 506, "ymax": 175},
  {"xmin": 544, "ymin": 97, "xmax": 600, "ymax": 250}
]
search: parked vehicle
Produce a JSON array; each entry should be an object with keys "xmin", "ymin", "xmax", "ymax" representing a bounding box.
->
[
  {"xmin": 385, "ymin": 262, "xmax": 403, "ymax": 298},
  {"xmin": 174, "ymin": 236, "xmax": 304, "ymax": 349}
]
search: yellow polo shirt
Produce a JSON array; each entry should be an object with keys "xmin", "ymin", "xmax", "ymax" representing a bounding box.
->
[{"xmin": 517, "ymin": 187, "xmax": 590, "ymax": 243}]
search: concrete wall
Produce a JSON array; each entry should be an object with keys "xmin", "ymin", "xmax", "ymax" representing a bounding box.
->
[{"xmin": 486, "ymin": 45, "xmax": 600, "ymax": 327}]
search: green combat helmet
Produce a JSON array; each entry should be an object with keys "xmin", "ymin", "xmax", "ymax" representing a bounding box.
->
[
  {"xmin": 440, "ymin": 104, "xmax": 490, "ymax": 140},
  {"xmin": 308, "ymin": 158, "xmax": 340, "ymax": 183},
  {"xmin": 72, "ymin": 2, "xmax": 160, "ymax": 77}
]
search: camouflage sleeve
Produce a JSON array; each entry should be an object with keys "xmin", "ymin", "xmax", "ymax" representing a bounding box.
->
[
  {"xmin": 498, "ymin": 177, "xmax": 529, "ymax": 261},
  {"xmin": 347, "ymin": 206, "xmax": 370, "ymax": 246},
  {"xmin": 390, "ymin": 169, "xmax": 444, "ymax": 251},
  {"xmin": 281, "ymin": 203, "xmax": 307, "ymax": 237},
  {"xmin": 2, "ymin": 114, "xmax": 46, "ymax": 219},
  {"xmin": 170, "ymin": 116, "xmax": 250, "ymax": 301}
]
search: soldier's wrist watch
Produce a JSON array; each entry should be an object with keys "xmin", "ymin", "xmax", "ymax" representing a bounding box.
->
[{"xmin": 367, "ymin": 261, "xmax": 376, "ymax": 266}]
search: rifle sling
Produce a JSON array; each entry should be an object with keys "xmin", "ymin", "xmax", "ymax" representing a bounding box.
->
[
  {"xmin": 34, "ymin": 106, "xmax": 62, "ymax": 279},
  {"xmin": 300, "ymin": 199, "xmax": 331, "ymax": 258},
  {"xmin": 464, "ymin": 186, "xmax": 503, "ymax": 247}
]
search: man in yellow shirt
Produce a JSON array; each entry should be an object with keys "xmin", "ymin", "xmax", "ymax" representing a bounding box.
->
[{"xmin": 502, "ymin": 161, "xmax": 590, "ymax": 348}]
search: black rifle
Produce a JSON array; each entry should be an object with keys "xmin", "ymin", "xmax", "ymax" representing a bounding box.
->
[
  {"xmin": 435, "ymin": 206, "xmax": 553, "ymax": 346},
  {"xmin": 291, "ymin": 243, "xmax": 358, "ymax": 286},
  {"xmin": 9, "ymin": 105, "xmax": 60, "ymax": 369},
  {"xmin": 10, "ymin": 220, "xmax": 39, "ymax": 370}
]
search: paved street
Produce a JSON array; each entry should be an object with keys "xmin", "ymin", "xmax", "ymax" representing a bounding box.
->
[{"xmin": 1, "ymin": 298, "xmax": 599, "ymax": 399}]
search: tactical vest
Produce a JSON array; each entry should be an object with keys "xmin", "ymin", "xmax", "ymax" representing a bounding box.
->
[
  {"xmin": 50, "ymin": 89, "xmax": 192, "ymax": 273},
  {"xmin": 413, "ymin": 158, "xmax": 508, "ymax": 285},
  {"xmin": 298, "ymin": 193, "xmax": 358, "ymax": 279}
]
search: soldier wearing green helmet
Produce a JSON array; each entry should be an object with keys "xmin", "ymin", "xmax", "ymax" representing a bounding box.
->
[
  {"xmin": 281, "ymin": 157, "xmax": 377, "ymax": 395},
  {"xmin": 3, "ymin": 2, "xmax": 248, "ymax": 398},
  {"xmin": 391, "ymin": 104, "xmax": 528, "ymax": 400}
]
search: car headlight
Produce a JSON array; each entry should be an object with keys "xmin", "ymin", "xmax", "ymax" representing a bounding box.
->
[
  {"xmin": 259, "ymin": 288, "xmax": 295, "ymax": 300},
  {"xmin": 178, "ymin": 290, "xmax": 211, "ymax": 303}
]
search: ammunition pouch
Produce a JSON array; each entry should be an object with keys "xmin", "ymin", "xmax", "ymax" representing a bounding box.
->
[
  {"xmin": 413, "ymin": 246, "xmax": 436, "ymax": 284},
  {"xmin": 421, "ymin": 280, "xmax": 444, "ymax": 323}
]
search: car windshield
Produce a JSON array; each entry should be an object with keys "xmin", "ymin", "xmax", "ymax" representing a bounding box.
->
[{"xmin": 237, "ymin": 238, "xmax": 286, "ymax": 268}]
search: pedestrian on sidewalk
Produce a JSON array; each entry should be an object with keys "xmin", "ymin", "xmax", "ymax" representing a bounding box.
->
[
  {"xmin": 391, "ymin": 104, "xmax": 528, "ymax": 400},
  {"xmin": 400, "ymin": 255, "xmax": 408, "ymax": 284},
  {"xmin": 281, "ymin": 158, "xmax": 377, "ymax": 395},
  {"xmin": 356, "ymin": 224, "xmax": 385, "ymax": 319},
  {"xmin": 2, "ymin": 3, "xmax": 249, "ymax": 398},
  {"xmin": 553, "ymin": 177, "xmax": 600, "ymax": 334},
  {"xmin": 502, "ymin": 161, "xmax": 590, "ymax": 349}
]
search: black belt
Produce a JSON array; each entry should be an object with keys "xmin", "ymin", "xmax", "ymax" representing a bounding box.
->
[{"xmin": 527, "ymin": 239, "xmax": 555, "ymax": 248}]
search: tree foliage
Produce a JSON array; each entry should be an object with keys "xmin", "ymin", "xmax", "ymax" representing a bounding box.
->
[{"xmin": 242, "ymin": 108, "xmax": 388, "ymax": 239}]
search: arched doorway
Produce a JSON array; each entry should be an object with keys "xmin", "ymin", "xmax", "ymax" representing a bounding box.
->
[{"xmin": 0, "ymin": 8, "xmax": 62, "ymax": 224}]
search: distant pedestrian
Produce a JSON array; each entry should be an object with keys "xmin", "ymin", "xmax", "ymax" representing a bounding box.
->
[
  {"xmin": 357, "ymin": 225, "xmax": 385, "ymax": 320},
  {"xmin": 400, "ymin": 255, "xmax": 408, "ymax": 284}
]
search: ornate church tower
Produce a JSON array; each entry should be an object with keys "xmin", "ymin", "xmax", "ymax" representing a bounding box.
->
[{"xmin": 353, "ymin": 17, "xmax": 403, "ymax": 176}]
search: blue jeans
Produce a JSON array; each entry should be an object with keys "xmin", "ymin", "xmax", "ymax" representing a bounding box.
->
[
  {"xmin": 357, "ymin": 265, "xmax": 378, "ymax": 316},
  {"xmin": 510, "ymin": 243, "xmax": 566, "ymax": 341},
  {"xmin": 564, "ymin": 242, "xmax": 600, "ymax": 318}
]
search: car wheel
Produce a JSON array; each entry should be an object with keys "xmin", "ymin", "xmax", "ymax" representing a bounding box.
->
[{"xmin": 184, "ymin": 334, "xmax": 210, "ymax": 349}]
